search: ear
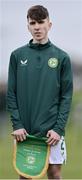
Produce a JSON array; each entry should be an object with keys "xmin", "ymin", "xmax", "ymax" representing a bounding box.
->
[
  {"xmin": 27, "ymin": 24, "xmax": 29, "ymax": 31},
  {"xmin": 27, "ymin": 24, "xmax": 31, "ymax": 33},
  {"xmin": 49, "ymin": 22, "xmax": 52, "ymax": 29}
]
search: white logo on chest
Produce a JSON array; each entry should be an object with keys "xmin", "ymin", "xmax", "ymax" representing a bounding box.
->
[{"xmin": 20, "ymin": 59, "xmax": 28, "ymax": 65}]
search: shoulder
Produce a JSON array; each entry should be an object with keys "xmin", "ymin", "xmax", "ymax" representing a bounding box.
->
[
  {"xmin": 51, "ymin": 43, "xmax": 70, "ymax": 60},
  {"xmin": 9, "ymin": 44, "xmax": 30, "ymax": 64},
  {"xmin": 11, "ymin": 43, "xmax": 29, "ymax": 57}
]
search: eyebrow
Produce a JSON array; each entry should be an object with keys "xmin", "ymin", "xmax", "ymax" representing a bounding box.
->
[
  {"xmin": 29, "ymin": 20, "xmax": 45, "ymax": 25},
  {"xmin": 29, "ymin": 21, "xmax": 36, "ymax": 25}
]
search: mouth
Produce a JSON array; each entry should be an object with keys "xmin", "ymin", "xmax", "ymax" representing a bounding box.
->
[{"xmin": 34, "ymin": 32, "xmax": 42, "ymax": 35}]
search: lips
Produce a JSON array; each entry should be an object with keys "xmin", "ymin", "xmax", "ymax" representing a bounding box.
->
[{"xmin": 34, "ymin": 32, "xmax": 41, "ymax": 35}]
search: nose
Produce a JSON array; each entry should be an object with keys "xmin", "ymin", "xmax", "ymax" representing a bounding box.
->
[{"xmin": 34, "ymin": 22, "xmax": 40, "ymax": 30}]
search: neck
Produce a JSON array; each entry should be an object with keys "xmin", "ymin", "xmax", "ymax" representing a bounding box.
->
[{"xmin": 33, "ymin": 37, "xmax": 48, "ymax": 44}]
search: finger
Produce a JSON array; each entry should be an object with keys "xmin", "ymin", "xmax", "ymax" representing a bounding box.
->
[
  {"xmin": 24, "ymin": 130, "xmax": 28, "ymax": 136},
  {"xmin": 48, "ymin": 138, "xmax": 58, "ymax": 145},
  {"xmin": 48, "ymin": 139, "xmax": 55, "ymax": 145},
  {"xmin": 21, "ymin": 133, "xmax": 26, "ymax": 140},
  {"xmin": 16, "ymin": 135, "xmax": 20, "ymax": 141},
  {"xmin": 15, "ymin": 134, "xmax": 23, "ymax": 142},
  {"xmin": 46, "ymin": 131, "xmax": 51, "ymax": 138},
  {"xmin": 46, "ymin": 136, "xmax": 53, "ymax": 143},
  {"xmin": 19, "ymin": 134, "xmax": 26, "ymax": 142},
  {"xmin": 47, "ymin": 136, "xmax": 53, "ymax": 142}
]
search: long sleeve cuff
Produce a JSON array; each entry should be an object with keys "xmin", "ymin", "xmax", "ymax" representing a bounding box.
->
[{"xmin": 53, "ymin": 127, "xmax": 65, "ymax": 136}]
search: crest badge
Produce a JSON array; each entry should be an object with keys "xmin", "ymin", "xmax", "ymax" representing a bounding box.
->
[
  {"xmin": 26, "ymin": 156, "xmax": 35, "ymax": 165},
  {"xmin": 48, "ymin": 58, "xmax": 58, "ymax": 68}
]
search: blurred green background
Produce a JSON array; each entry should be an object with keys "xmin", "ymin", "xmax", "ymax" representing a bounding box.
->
[{"xmin": 0, "ymin": 90, "xmax": 82, "ymax": 179}]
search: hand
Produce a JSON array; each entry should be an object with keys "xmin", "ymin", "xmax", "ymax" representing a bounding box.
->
[
  {"xmin": 46, "ymin": 130, "xmax": 60, "ymax": 145},
  {"xmin": 11, "ymin": 128, "xmax": 28, "ymax": 142}
]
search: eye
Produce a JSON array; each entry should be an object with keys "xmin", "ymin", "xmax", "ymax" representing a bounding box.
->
[
  {"xmin": 29, "ymin": 21, "xmax": 36, "ymax": 25},
  {"xmin": 38, "ymin": 20, "xmax": 45, "ymax": 24}
]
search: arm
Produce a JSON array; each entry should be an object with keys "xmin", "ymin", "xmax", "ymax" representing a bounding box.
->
[
  {"xmin": 47, "ymin": 55, "xmax": 73, "ymax": 145},
  {"xmin": 53, "ymin": 55, "xmax": 73, "ymax": 135},
  {"xmin": 7, "ymin": 52, "xmax": 27, "ymax": 141}
]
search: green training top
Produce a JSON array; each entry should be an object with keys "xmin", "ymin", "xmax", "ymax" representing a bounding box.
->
[{"xmin": 7, "ymin": 39, "xmax": 73, "ymax": 136}]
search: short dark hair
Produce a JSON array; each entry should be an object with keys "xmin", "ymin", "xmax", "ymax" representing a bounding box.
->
[{"xmin": 27, "ymin": 5, "xmax": 49, "ymax": 21}]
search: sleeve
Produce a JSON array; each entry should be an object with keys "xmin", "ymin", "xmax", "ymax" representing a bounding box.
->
[
  {"xmin": 53, "ymin": 55, "xmax": 73, "ymax": 136},
  {"xmin": 6, "ymin": 52, "xmax": 24, "ymax": 130}
]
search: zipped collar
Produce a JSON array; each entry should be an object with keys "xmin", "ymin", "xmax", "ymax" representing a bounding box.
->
[{"xmin": 28, "ymin": 39, "xmax": 52, "ymax": 50}]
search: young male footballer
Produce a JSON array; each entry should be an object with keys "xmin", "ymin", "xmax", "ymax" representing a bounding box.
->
[{"xmin": 7, "ymin": 5, "xmax": 73, "ymax": 179}]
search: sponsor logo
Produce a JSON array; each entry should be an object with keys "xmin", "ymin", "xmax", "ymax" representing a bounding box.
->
[
  {"xmin": 48, "ymin": 58, "xmax": 58, "ymax": 68},
  {"xmin": 20, "ymin": 59, "xmax": 28, "ymax": 66}
]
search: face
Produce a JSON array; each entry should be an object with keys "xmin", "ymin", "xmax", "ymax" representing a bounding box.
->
[{"xmin": 28, "ymin": 18, "xmax": 52, "ymax": 43}]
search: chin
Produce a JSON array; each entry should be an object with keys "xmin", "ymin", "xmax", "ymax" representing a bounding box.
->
[
  {"xmin": 36, "ymin": 39, "xmax": 43, "ymax": 42},
  {"xmin": 35, "ymin": 37, "xmax": 43, "ymax": 42},
  {"xmin": 35, "ymin": 35, "xmax": 43, "ymax": 40}
]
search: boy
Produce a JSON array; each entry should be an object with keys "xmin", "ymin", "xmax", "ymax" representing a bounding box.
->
[{"xmin": 7, "ymin": 5, "xmax": 73, "ymax": 179}]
